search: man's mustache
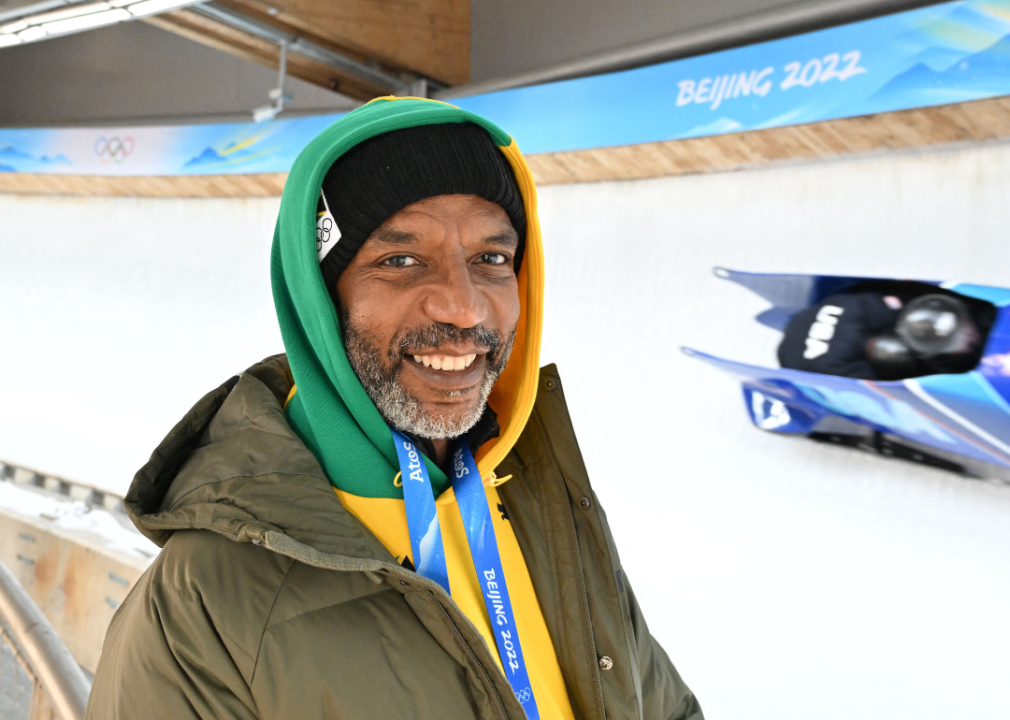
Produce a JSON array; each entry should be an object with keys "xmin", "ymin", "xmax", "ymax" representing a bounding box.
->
[{"xmin": 390, "ymin": 323, "xmax": 504, "ymax": 362}]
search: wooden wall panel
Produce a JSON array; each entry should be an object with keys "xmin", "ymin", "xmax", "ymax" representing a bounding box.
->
[
  {"xmin": 3, "ymin": 96, "xmax": 1010, "ymax": 198},
  {"xmin": 0, "ymin": 173, "xmax": 288, "ymax": 198},
  {"xmin": 0, "ymin": 511, "xmax": 150, "ymax": 673}
]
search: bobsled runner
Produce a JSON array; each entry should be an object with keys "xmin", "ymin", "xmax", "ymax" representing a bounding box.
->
[{"xmin": 684, "ymin": 268, "xmax": 1010, "ymax": 479}]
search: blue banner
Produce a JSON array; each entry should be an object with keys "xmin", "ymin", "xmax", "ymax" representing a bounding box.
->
[
  {"xmin": 2, "ymin": 0, "xmax": 1010, "ymax": 175},
  {"xmin": 458, "ymin": 0, "xmax": 1010, "ymax": 154}
]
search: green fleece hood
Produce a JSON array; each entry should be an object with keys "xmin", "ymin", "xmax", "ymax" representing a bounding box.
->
[{"xmin": 271, "ymin": 97, "xmax": 545, "ymax": 500}]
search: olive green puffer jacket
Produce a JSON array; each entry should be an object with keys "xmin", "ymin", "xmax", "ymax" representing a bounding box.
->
[{"xmin": 85, "ymin": 355, "xmax": 702, "ymax": 720}]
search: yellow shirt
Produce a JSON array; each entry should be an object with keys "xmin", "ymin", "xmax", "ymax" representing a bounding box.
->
[{"xmin": 336, "ymin": 483, "xmax": 576, "ymax": 720}]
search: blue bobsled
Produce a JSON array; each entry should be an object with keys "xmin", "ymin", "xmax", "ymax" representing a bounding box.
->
[{"xmin": 685, "ymin": 268, "xmax": 1010, "ymax": 478}]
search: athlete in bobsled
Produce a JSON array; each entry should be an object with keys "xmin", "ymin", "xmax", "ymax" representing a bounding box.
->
[
  {"xmin": 777, "ymin": 284, "xmax": 995, "ymax": 381},
  {"xmin": 684, "ymin": 270, "xmax": 1010, "ymax": 479}
]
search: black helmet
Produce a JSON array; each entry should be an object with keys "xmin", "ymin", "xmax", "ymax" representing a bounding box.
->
[{"xmin": 896, "ymin": 294, "xmax": 978, "ymax": 358}]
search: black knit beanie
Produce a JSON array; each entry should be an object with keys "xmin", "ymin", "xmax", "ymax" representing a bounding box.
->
[{"xmin": 317, "ymin": 122, "xmax": 527, "ymax": 293}]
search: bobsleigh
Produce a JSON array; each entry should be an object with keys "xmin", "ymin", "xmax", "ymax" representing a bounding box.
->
[{"xmin": 684, "ymin": 268, "xmax": 1010, "ymax": 479}]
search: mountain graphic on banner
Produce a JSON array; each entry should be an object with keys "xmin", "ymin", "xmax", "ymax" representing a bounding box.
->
[
  {"xmin": 0, "ymin": 146, "xmax": 33, "ymax": 161},
  {"xmin": 0, "ymin": 145, "xmax": 73, "ymax": 171},
  {"xmin": 906, "ymin": 46, "xmax": 975, "ymax": 72},
  {"xmin": 184, "ymin": 142, "xmax": 259, "ymax": 169},
  {"xmin": 184, "ymin": 147, "xmax": 228, "ymax": 168},
  {"xmin": 872, "ymin": 33, "xmax": 1010, "ymax": 104},
  {"xmin": 683, "ymin": 117, "xmax": 744, "ymax": 137},
  {"xmin": 891, "ymin": 2, "xmax": 1010, "ymax": 63}
]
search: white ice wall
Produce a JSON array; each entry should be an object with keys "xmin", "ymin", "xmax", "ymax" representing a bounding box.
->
[
  {"xmin": 536, "ymin": 141, "xmax": 1010, "ymax": 720},
  {"xmin": 3, "ymin": 139, "xmax": 1010, "ymax": 719},
  {"xmin": 0, "ymin": 195, "xmax": 283, "ymax": 487}
]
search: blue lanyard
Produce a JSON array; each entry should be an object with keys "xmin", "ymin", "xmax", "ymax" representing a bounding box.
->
[
  {"xmin": 392, "ymin": 430, "xmax": 450, "ymax": 592},
  {"xmin": 391, "ymin": 429, "xmax": 541, "ymax": 720}
]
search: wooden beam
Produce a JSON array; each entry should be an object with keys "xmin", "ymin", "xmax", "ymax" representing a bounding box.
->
[
  {"xmin": 218, "ymin": 0, "xmax": 411, "ymax": 74},
  {"xmin": 240, "ymin": 0, "xmax": 470, "ymax": 86},
  {"xmin": 146, "ymin": 0, "xmax": 469, "ymax": 93},
  {"xmin": 145, "ymin": 10, "xmax": 384, "ymax": 101},
  {"xmin": 3, "ymin": 95, "xmax": 1010, "ymax": 198}
]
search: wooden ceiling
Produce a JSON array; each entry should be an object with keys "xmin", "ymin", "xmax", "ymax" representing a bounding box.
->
[{"xmin": 145, "ymin": 0, "xmax": 470, "ymax": 101}]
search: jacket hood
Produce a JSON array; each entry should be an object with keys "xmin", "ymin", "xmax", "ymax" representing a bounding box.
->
[
  {"xmin": 125, "ymin": 355, "xmax": 388, "ymax": 562},
  {"xmin": 272, "ymin": 97, "xmax": 544, "ymax": 499}
]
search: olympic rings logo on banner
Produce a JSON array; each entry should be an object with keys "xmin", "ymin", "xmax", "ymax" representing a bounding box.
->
[{"xmin": 94, "ymin": 136, "xmax": 135, "ymax": 164}]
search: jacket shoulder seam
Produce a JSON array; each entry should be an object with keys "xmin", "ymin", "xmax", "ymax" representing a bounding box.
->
[
  {"xmin": 249, "ymin": 557, "xmax": 299, "ymax": 686},
  {"xmin": 142, "ymin": 575, "xmax": 257, "ymax": 670},
  {"xmin": 146, "ymin": 542, "xmax": 298, "ymax": 685}
]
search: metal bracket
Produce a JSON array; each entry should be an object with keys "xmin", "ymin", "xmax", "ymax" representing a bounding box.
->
[
  {"xmin": 253, "ymin": 37, "xmax": 291, "ymax": 121},
  {"xmin": 193, "ymin": 2, "xmax": 431, "ymax": 97}
]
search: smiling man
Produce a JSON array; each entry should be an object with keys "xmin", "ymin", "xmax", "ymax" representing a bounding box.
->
[
  {"xmin": 86, "ymin": 99, "xmax": 702, "ymax": 720},
  {"xmin": 334, "ymin": 189, "xmax": 520, "ymax": 462}
]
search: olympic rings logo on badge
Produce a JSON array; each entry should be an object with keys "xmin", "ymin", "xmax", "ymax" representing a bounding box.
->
[
  {"xmin": 515, "ymin": 687, "xmax": 532, "ymax": 704},
  {"xmin": 317, "ymin": 215, "xmax": 333, "ymax": 251},
  {"xmin": 94, "ymin": 136, "xmax": 135, "ymax": 164}
]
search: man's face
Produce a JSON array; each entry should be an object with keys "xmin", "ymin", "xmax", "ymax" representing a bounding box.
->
[{"xmin": 336, "ymin": 194, "xmax": 521, "ymax": 439}]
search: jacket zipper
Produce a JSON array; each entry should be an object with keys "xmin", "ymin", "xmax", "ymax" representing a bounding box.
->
[
  {"xmin": 425, "ymin": 588, "xmax": 510, "ymax": 720},
  {"xmin": 534, "ymin": 407, "xmax": 607, "ymax": 720}
]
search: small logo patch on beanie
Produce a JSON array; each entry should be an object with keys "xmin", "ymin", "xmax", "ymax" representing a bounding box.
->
[{"xmin": 317, "ymin": 189, "xmax": 341, "ymax": 262}]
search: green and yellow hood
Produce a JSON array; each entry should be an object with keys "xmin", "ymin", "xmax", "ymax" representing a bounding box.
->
[{"xmin": 271, "ymin": 97, "xmax": 544, "ymax": 500}]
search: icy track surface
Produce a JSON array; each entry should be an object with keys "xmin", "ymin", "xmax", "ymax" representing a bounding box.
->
[{"xmin": 4, "ymin": 141, "xmax": 1010, "ymax": 718}]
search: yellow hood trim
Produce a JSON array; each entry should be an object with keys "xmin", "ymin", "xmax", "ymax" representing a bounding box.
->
[{"xmin": 475, "ymin": 138, "xmax": 544, "ymax": 479}]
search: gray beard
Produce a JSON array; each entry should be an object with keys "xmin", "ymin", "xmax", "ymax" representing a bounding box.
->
[{"xmin": 341, "ymin": 313, "xmax": 515, "ymax": 440}]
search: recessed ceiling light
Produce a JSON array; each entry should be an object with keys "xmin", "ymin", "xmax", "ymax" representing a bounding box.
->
[
  {"xmin": 23, "ymin": 2, "xmax": 111, "ymax": 26},
  {"xmin": 0, "ymin": 0, "xmax": 200, "ymax": 49},
  {"xmin": 0, "ymin": 20, "xmax": 28, "ymax": 34},
  {"xmin": 128, "ymin": 0, "xmax": 194, "ymax": 17},
  {"xmin": 17, "ymin": 26, "xmax": 47, "ymax": 41},
  {"xmin": 41, "ymin": 8, "xmax": 130, "ymax": 35}
]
